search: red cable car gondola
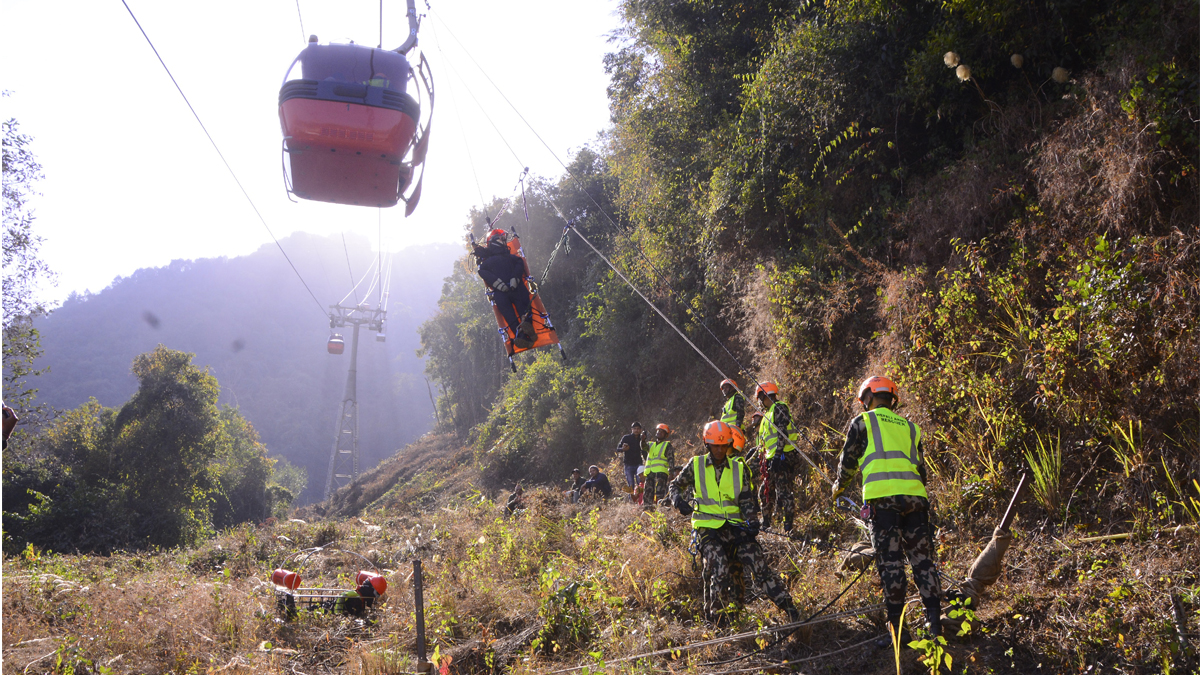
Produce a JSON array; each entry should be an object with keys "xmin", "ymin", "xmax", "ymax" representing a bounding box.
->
[
  {"xmin": 327, "ymin": 334, "xmax": 345, "ymax": 355},
  {"xmin": 278, "ymin": 4, "xmax": 433, "ymax": 213}
]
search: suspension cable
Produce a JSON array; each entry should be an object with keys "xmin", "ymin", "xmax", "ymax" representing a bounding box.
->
[
  {"xmin": 338, "ymin": 255, "xmax": 379, "ymax": 307},
  {"xmin": 429, "ymin": 9, "xmax": 803, "ymax": 434},
  {"xmin": 428, "ymin": 20, "xmax": 488, "ymax": 215},
  {"xmin": 342, "ymin": 233, "xmax": 359, "ymax": 305},
  {"xmin": 567, "ymin": 223, "xmax": 833, "ymax": 484},
  {"xmin": 428, "ymin": 8, "xmax": 835, "ymax": 481},
  {"xmin": 120, "ymin": 0, "xmax": 326, "ymax": 318},
  {"xmin": 295, "ymin": 0, "xmax": 306, "ymax": 43}
]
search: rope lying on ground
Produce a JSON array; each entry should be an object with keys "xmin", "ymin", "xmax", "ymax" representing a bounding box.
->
[
  {"xmin": 699, "ymin": 566, "xmax": 869, "ymax": 668},
  {"xmin": 700, "ymin": 634, "xmax": 883, "ymax": 674},
  {"xmin": 544, "ymin": 601, "xmax": 890, "ymax": 674}
]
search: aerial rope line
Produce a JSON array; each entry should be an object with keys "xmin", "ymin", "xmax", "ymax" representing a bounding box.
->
[
  {"xmin": 120, "ymin": 0, "xmax": 327, "ymax": 318},
  {"xmin": 429, "ymin": 9, "xmax": 824, "ymax": 474}
]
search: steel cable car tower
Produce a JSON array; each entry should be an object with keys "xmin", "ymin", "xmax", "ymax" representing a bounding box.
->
[{"xmin": 324, "ymin": 252, "xmax": 393, "ymax": 499}]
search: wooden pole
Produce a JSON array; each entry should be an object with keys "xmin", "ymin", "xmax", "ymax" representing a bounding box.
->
[
  {"xmin": 414, "ymin": 559, "xmax": 431, "ymax": 673},
  {"xmin": 998, "ymin": 472, "xmax": 1028, "ymax": 532}
]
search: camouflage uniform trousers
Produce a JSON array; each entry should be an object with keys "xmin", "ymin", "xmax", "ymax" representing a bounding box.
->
[
  {"xmin": 760, "ymin": 452, "xmax": 799, "ymax": 527},
  {"xmin": 698, "ymin": 524, "xmax": 796, "ymax": 617},
  {"xmin": 868, "ymin": 494, "xmax": 942, "ymax": 605},
  {"xmin": 643, "ymin": 471, "xmax": 670, "ymax": 504}
]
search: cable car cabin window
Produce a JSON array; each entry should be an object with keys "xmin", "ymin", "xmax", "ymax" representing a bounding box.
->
[{"xmin": 287, "ymin": 43, "xmax": 410, "ymax": 95}]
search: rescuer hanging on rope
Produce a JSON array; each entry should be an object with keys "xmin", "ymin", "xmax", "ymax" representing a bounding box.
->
[
  {"xmin": 718, "ymin": 379, "xmax": 746, "ymax": 429},
  {"xmin": 755, "ymin": 382, "xmax": 801, "ymax": 533},
  {"xmin": 831, "ymin": 376, "xmax": 943, "ymax": 639},
  {"xmin": 669, "ymin": 420, "xmax": 802, "ymax": 624},
  {"xmin": 644, "ymin": 424, "xmax": 675, "ymax": 505},
  {"xmin": 474, "ymin": 228, "xmax": 537, "ymax": 348}
]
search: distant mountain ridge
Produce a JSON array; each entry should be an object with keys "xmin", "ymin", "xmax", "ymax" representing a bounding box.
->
[{"xmin": 30, "ymin": 232, "xmax": 463, "ymax": 504}]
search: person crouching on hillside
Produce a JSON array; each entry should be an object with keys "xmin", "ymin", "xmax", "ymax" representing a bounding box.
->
[
  {"xmin": 670, "ymin": 421, "xmax": 802, "ymax": 624},
  {"xmin": 832, "ymin": 376, "xmax": 942, "ymax": 639},
  {"xmin": 643, "ymin": 423, "xmax": 675, "ymax": 505},
  {"xmin": 581, "ymin": 465, "xmax": 612, "ymax": 500},
  {"xmin": 565, "ymin": 468, "xmax": 586, "ymax": 503}
]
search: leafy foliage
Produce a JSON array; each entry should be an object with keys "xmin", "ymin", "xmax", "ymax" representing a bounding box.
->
[
  {"xmin": 2, "ymin": 113, "xmax": 57, "ymax": 412},
  {"xmin": 3, "ymin": 346, "xmax": 277, "ymax": 552}
]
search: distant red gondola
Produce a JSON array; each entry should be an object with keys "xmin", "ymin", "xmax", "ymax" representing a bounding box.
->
[
  {"xmin": 327, "ymin": 334, "xmax": 345, "ymax": 355},
  {"xmin": 279, "ymin": 21, "xmax": 432, "ymax": 212}
]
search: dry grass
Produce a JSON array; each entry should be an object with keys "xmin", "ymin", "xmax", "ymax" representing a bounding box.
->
[{"xmin": 5, "ymin": 454, "xmax": 1198, "ymax": 675}]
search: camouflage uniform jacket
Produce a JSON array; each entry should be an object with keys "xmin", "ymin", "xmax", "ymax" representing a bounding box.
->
[{"xmin": 669, "ymin": 454, "xmax": 759, "ymax": 522}]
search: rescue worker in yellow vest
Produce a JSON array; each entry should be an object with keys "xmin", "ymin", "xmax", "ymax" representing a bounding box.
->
[
  {"xmin": 755, "ymin": 382, "xmax": 801, "ymax": 532},
  {"xmin": 644, "ymin": 423, "xmax": 676, "ymax": 505},
  {"xmin": 832, "ymin": 376, "xmax": 942, "ymax": 639},
  {"xmin": 669, "ymin": 421, "xmax": 802, "ymax": 623},
  {"xmin": 719, "ymin": 379, "xmax": 746, "ymax": 429}
]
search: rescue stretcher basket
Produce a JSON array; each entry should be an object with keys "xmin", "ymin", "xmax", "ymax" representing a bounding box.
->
[{"xmin": 270, "ymin": 546, "xmax": 386, "ymax": 618}]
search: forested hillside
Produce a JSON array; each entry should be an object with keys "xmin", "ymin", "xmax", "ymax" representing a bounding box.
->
[
  {"xmin": 423, "ymin": 0, "xmax": 1198, "ymax": 523},
  {"xmin": 27, "ymin": 234, "xmax": 460, "ymax": 503}
]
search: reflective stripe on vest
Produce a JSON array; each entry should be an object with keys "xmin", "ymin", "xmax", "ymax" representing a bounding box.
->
[
  {"xmin": 645, "ymin": 441, "xmax": 670, "ymax": 474},
  {"xmin": 758, "ymin": 402, "xmax": 798, "ymax": 459},
  {"xmin": 691, "ymin": 454, "xmax": 745, "ymax": 529},
  {"xmin": 860, "ymin": 408, "xmax": 927, "ymax": 500},
  {"xmin": 721, "ymin": 394, "xmax": 740, "ymax": 427}
]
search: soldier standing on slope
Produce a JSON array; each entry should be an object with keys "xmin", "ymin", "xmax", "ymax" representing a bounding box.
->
[
  {"xmin": 755, "ymin": 382, "xmax": 801, "ymax": 532},
  {"xmin": 670, "ymin": 420, "xmax": 802, "ymax": 623},
  {"xmin": 643, "ymin": 424, "xmax": 675, "ymax": 505},
  {"xmin": 832, "ymin": 376, "xmax": 942, "ymax": 638}
]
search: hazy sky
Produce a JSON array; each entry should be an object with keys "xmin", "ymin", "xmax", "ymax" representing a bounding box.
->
[{"xmin": 2, "ymin": 0, "xmax": 621, "ymax": 307}]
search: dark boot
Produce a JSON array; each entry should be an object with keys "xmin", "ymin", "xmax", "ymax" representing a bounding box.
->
[
  {"xmin": 783, "ymin": 516, "xmax": 794, "ymax": 533},
  {"xmin": 924, "ymin": 597, "xmax": 943, "ymax": 638}
]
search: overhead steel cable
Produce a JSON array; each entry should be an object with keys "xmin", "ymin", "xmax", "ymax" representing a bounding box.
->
[
  {"xmin": 430, "ymin": 8, "xmax": 833, "ymax": 481},
  {"xmin": 295, "ymin": 0, "xmax": 306, "ymax": 43},
  {"xmin": 566, "ymin": 224, "xmax": 834, "ymax": 485},
  {"xmin": 338, "ymin": 255, "xmax": 379, "ymax": 307},
  {"xmin": 428, "ymin": 19, "xmax": 488, "ymax": 215},
  {"xmin": 342, "ymin": 233, "xmax": 360, "ymax": 305},
  {"xmin": 119, "ymin": 0, "xmax": 327, "ymax": 318}
]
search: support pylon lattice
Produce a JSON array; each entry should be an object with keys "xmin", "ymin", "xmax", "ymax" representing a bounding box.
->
[{"xmin": 323, "ymin": 304, "xmax": 385, "ymax": 500}]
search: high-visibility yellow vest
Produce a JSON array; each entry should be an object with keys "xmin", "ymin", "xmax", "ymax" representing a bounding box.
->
[
  {"xmin": 758, "ymin": 402, "xmax": 798, "ymax": 459},
  {"xmin": 859, "ymin": 407, "xmax": 927, "ymax": 501},
  {"xmin": 721, "ymin": 393, "xmax": 742, "ymax": 427},
  {"xmin": 645, "ymin": 441, "xmax": 671, "ymax": 474},
  {"xmin": 691, "ymin": 454, "xmax": 747, "ymax": 529}
]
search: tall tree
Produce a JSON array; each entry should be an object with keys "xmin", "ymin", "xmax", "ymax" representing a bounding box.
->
[{"xmin": 2, "ymin": 111, "xmax": 56, "ymax": 411}]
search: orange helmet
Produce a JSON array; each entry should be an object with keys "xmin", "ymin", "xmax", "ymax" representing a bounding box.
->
[
  {"xmin": 730, "ymin": 426, "xmax": 746, "ymax": 452},
  {"xmin": 702, "ymin": 420, "xmax": 735, "ymax": 446},
  {"xmin": 720, "ymin": 378, "xmax": 738, "ymax": 391},
  {"xmin": 655, "ymin": 423, "xmax": 671, "ymax": 435},
  {"xmin": 857, "ymin": 376, "xmax": 899, "ymax": 405},
  {"xmin": 486, "ymin": 228, "xmax": 507, "ymax": 243},
  {"xmin": 755, "ymin": 381, "xmax": 780, "ymax": 398}
]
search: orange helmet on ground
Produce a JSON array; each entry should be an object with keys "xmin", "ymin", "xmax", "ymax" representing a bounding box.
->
[
  {"xmin": 730, "ymin": 426, "xmax": 746, "ymax": 452},
  {"xmin": 857, "ymin": 376, "xmax": 899, "ymax": 405},
  {"xmin": 703, "ymin": 420, "xmax": 735, "ymax": 446},
  {"xmin": 486, "ymin": 228, "xmax": 507, "ymax": 243},
  {"xmin": 755, "ymin": 381, "xmax": 780, "ymax": 398},
  {"xmin": 720, "ymin": 378, "xmax": 738, "ymax": 391},
  {"xmin": 655, "ymin": 423, "xmax": 671, "ymax": 435}
]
